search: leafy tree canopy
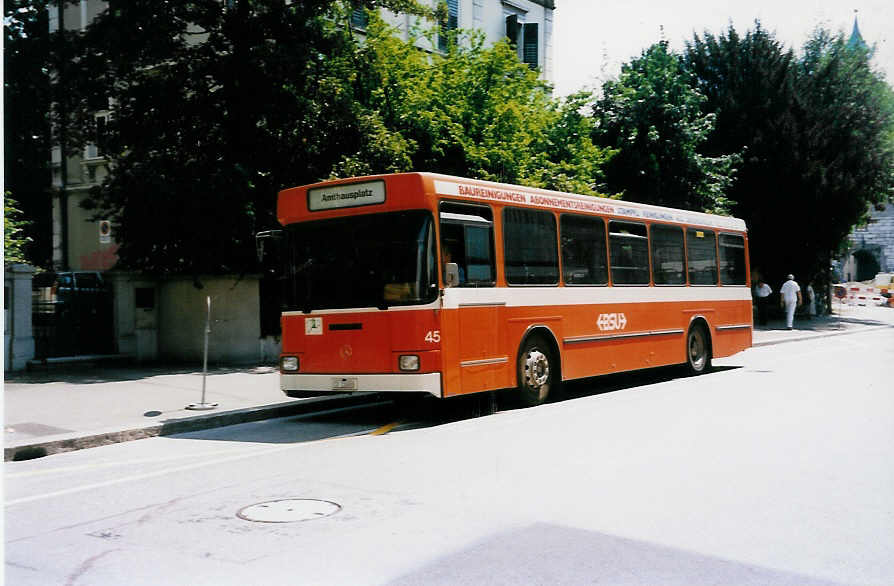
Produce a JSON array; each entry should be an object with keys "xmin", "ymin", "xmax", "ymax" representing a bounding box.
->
[
  {"xmin": 66, "ymin": 0, "xmax": 433, "ymax": 277},
  {"xmin": 4, "ymin": 0, "xmax": 53, "ymax": 267},
  {"xmin": 65, "ymin": 1, "xmax": 610, "ymax": 276},
  {"xmin": 5, "ymin": 194, "xmax": 32, "ymax": 264},
  {"xmin": 592, "ymin": 41, "xmax": 738, "ymax": 214},
  {"xmin": 684, "ymin": 23, "xmax": 894, "ymax": 287},
  {"xmin": 331, "ymin": 14, "xmax": 611, "ymax": 195}
]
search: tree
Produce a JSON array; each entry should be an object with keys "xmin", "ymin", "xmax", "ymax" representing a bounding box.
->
[
  {"xmin": 4, "ymin": 0, "xmax": 53, "ymax": 267},
  {"xmin": 684, "ymin": 24, "xmax": 800, "ymax": 283},
  {"xmin": 684, "ymin": 23, "xmax": 894, "ymax": 290},
  {"xmin": 592, "ymin": 41, "xmax": 737, "ymax": 213},
  {"xmin": 5, "ymin": 195, "xmax": 32, "ymax": 264},
  {"xmin": 335, "ymin": 16, "xmax": 611, "ymax": 194},
  {"xmin": 65, "ymin": 0, "xmax": 431, "ymax": 277},
  {"xmin": 795, "ymin": 29, "xmax": 894, "ymax": 280}
]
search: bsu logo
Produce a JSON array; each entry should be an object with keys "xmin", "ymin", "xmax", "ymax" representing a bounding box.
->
[{"xmin": 597, "ymin": 313, "xmax": 627, "ymax": 331}]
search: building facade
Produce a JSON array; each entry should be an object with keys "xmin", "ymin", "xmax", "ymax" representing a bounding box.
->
[{"xmin": 839, "ymin": 203, "xmax": 894, "ymax": 282}]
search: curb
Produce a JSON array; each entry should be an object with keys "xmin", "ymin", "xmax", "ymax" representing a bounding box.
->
[
  {"xmin": 4, "ymin": 393, "xmax": 378, "ymax": 462},
  {"xmin": 752, "ymin": 323, "xmax": 893, "ymax": 348}
]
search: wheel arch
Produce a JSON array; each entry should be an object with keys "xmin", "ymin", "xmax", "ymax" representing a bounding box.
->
[
  {"xmin": 687, "ymin": 315, "xmax": 714, "ymax": 359},
  {"xmin": 515, "ymin": 324, "xmax": 562, "ymax": 384}
]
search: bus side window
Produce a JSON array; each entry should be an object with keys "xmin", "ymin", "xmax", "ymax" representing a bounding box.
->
[
  {"xmin": 687, "ymin": 228, "xmax": 717, "ymax": 285},
  {"xmin": 504, "ymin": 207, "xmax": 559, "ymax": 285},
  {"xmin": 651, "ymin": 224, "xmax": 686, "ymax": 285},
  {"xmin": 609, "ymin": 221, "xmax": 649, "ymax": 285},
  {"xmin": 560, "ymin": 214, "xmax": 607, "ymax": 285},
  {"xmin": 439, "ymin": 202, "xmax": 495, "ymax": 287}
]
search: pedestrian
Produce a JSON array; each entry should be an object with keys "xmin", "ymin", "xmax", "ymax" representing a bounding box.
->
[
  {"xmin": 753, "ymin": 278, "xmax": 772, "ymax": 326},
  {"xmin": 779, "ymin": 274, "xmax": 802, "ymax": 330},
  {"xmin": 806, "ymin": 281, "xmax": 817, "ymax": 319}
]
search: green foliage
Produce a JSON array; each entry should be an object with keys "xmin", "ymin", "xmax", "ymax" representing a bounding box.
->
[
  {"xmin": 66, "ymin": 0, "xmax": 433, "ymax": 276},
  {"xmin": 796, "ymin": 30, "xmax": 894, "ymax": 262},
  {"xmin": 335, "ymin": 15, "xmax": 610, "ymax": 194},
  {"xmin": 4, "ymin": 0, "xmax": 53, "ymax": 266},
  {"xmin": 592, "ymin": 41, "xmax": 737, "ymax": 213},
  {"xmin": 684, "ymin": 23, "xmax": 894, "ymax": 284},
  {"xmin": 5, "ymin": 194, "xmax": 32, "ymax": 264}
]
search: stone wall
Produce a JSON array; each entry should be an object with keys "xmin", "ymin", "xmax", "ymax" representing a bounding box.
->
[{"xmin": 4, "ymin": 264, "xmax": 35, "ymax": 371}]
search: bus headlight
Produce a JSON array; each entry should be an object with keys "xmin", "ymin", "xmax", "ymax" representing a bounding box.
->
[
  {"xmin": 280, "ymin": 356, "xmax": 299, "ymax": 372},
  {"xmin": 399, "ymin": 355, "xmax": 420, "ymax": 371}
]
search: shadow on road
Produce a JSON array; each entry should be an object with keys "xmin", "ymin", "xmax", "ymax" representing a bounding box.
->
[{"xmin": 387, "ymin": 523, "xmax": 846, "ymax": 586}]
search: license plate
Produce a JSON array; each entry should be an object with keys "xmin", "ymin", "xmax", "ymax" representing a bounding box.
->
[{"xmin": 331, "ymin": 377, "xmax": 357, "ymax": 391}]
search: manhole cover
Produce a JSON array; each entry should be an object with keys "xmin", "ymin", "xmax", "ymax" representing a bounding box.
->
[{"xmin": 237, "ymin": 499, "xmax": 341, "ymax": 523}]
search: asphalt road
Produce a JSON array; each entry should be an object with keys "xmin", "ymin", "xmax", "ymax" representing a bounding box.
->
[{"xmin": 6, "ymin": 328, "xmax": 894, "ymax": 586}]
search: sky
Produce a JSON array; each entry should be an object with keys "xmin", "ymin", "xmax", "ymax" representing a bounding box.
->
[{"xmin": 552, "ymin": 0, "xmax": 894, "ymax": 97}]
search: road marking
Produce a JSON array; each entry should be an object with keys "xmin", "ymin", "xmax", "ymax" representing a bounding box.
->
[
  {"xmin": 369, "ymin": 421, "xmax": 403, "ymax": 436},
  {"xmin": 5, "ymin": 447, "xmax": 266, "ymax": 479},
  {"xmin": 5, "ymin": 424, "xmax": 396, "ymax": 507}
]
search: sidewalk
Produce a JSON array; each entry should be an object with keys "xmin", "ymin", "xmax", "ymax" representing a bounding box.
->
[
  {"xmin": 5, "ymin": 305, "xmax": 893, "ymax": 461},
  {"xmin": 752, "ymin": 303, "xmax": 894, "ymax": 347}
]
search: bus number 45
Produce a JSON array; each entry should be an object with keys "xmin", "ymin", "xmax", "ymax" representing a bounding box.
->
[{"xmin": 425, "ymin": 330, "xmax": 441, "ymax": 343}]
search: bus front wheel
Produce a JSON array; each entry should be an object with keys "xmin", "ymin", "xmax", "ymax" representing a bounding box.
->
[
  {"xmin": 517, "ymin": 336, "xmax": 556, "ymax": 406},
  {"xmin": 686, "ymin": 324, "xmax": 712, "ymax": 375}
]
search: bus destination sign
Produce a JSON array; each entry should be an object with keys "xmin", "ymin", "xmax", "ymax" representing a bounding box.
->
[{"xmin": 308, "ymin": 180, "xmax": 386, "ymax": 211}]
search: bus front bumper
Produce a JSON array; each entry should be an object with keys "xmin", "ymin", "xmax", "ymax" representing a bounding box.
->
[{"xmin": 280, "ymin": 373, "xmax": 442, "ymax": 398}]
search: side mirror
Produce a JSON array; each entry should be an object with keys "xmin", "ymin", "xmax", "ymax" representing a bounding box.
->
[{"xmin": 445, "ymin": 262, "xmax": 460, "ymax": 288}]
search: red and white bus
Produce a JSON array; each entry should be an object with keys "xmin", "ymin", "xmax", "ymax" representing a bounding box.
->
[{"xmin": 264, "ymin": 172, "xmax": 751, "ymax": 406}]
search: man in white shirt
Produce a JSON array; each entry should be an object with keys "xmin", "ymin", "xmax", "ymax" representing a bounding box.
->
[{"xmin": 779, "ymin": 274, "xmax": 802, "ymax": 330}]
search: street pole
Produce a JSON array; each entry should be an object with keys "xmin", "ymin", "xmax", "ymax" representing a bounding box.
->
[{"xmin": 186, "ymin": 296, "xmax": 218, "ymax": 410}]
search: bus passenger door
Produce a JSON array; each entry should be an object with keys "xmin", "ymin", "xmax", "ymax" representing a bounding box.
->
[
  {"xmin": 457, "ymin": 302, "xmax": 508, "ymax": 394},
  {"xmin": 440, "ymin": 203, "xmax": 508, "ymax": 395}
]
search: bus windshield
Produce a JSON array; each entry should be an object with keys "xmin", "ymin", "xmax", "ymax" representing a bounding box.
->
[{"xmin": 285, "ymin": 210, "xmax": 437, "ymax": 312}]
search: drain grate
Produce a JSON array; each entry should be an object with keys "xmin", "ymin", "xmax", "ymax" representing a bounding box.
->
[{"xmin": 237, "ymin": 499, "xmax": 341, "ymax": 523}]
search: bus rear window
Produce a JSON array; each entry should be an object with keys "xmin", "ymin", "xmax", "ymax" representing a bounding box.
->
[{"xmin": 719, "ymin": 234, "xmax": 746, "ymax": 285}]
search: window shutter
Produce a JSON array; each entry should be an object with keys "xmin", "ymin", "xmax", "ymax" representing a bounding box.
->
[
  {"xmin": 351, "ymin": 9, "xmax": 368, "ymax": 30},
  {"xmin": 438, "ymin": 0, "xmax": 459, "ymax": 52},
  {"xmin": 505, "ymin": 14, "xmax": 520, "ymax": 45},
  {"xmin": 523, "ymin": 22, "xmax": 539, "ymax": 69}
]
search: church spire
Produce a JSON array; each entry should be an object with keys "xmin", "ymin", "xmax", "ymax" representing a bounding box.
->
[{"xmin": 848, "ymin": 11, "xmax": 868, "ymax": 50}]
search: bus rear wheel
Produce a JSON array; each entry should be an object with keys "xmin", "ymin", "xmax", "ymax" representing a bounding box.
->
[
  {"xmin": 517, "ymin": 336, "xmax": 556, "ymax": 406},
  {"xmin": 686, "ymin": 324, "xmax": 712, "ymax": 375}
]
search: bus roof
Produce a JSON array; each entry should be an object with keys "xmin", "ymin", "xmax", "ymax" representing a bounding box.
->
[{"xmin": 279, "ymin": 172, "xmax": 747, "ymax": 233}]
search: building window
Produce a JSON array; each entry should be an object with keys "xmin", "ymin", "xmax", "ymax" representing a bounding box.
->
[{"xmin": 85, "ymin": 113, "xmax": 109, "ymax": 159}]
